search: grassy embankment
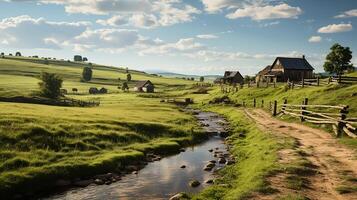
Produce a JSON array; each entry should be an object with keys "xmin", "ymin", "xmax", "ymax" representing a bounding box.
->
[
  {"xmin": 0, "ymin": 56, "xmax": 204, "ymax": 197},
  {"xmin": 186, "ymin": 74, "xmax": 357, "ymax": 199}
]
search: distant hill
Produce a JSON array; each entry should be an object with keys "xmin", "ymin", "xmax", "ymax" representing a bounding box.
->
[{"xmin": 153, "ymin": 72, "xmax": 221, "ymax": 82}]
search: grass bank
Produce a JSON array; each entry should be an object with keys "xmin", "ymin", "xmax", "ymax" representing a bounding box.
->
[{"xmin": 192, "ymin": 106, "xmax": 294, "ymax": 200}]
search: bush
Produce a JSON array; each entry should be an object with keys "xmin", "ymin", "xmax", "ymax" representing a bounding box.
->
[
  {"xmin": 82, "ymin": 67, "xmax": 93, "ymax": 82},
  {"xmin": 74, "ymin": 55, "xmax": 82, "ymax": 62},
  {"xmin": 38, "ymin": 72, "xmax": 63, "ymax": 99},
  {"xmin": 15, "ymin": 52, "xmax": 21, "ymax": 56},
  {"xmin": 127, "ymin": 74, "xmax": 132, "ymax": 82}
]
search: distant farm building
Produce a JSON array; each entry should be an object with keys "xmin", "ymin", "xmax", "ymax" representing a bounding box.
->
[
  {"xmin": 223, "ymin": 71, "xmax": 244, "ymax": 85},
  {"xmin": 134, "ymin": 80, "xmax": 155, "ymax": 93},
  {"xmin": 214, "ymin": 77, "xmax": 223, "ymax": 84},
  {"xmin": 256, "ymin": 56, "xmax": 314, "ymax": 82}
]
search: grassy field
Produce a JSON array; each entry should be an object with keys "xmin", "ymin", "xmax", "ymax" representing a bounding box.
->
[{"xmin": 0, "ymin": 56, "xmax": 204, "ymax": 197}]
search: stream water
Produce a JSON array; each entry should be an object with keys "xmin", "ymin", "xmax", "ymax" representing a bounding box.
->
[{"xmin": 44, "ymin": 111, "xmax": 229, "ymax": 200}]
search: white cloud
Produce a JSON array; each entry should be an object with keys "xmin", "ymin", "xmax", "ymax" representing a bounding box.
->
[
  {"xmin": 318, "ymin": 23, "xmax": 353, "ymax": 33},
  {"xmin": 200, "ymin": 0, "xmax": 301, "ymax": 21},
  {"xmin": 226, "ymin": 3, "xmax": 302, "ymax": 21},
  {"xmin": 308, "ymin": 36, "xmax": 322, "ymax": 43},
  {"xmin": 196, "ymin": 34, "xmax": 219, "ymax": 39},
  {"xmin": 72, "ymin": 28, "xmax": 140, "ymax": 52},
  {"xmin": 96, "ymin": 15, "xmax": 128, "ymax": 26},
  {"xmin": 335, "ymin": 9, "xmax": 357, "ymax": 18},
  {"xmin": 6, "ymin": 0, "xmax": 201, "ymax": 28},
  {"xmin": 0, "ymin": 15, "xmax": 89, "ymax": 49}
]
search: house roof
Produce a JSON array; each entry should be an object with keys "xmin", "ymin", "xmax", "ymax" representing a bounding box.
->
[
  {"xmin": 224, "ymin": 71, "xmax": 243, "ymax": 79},
  {"xmin": 135, "ymin": 80, "xmax": 153, "ymax": 88},
  {"xmin": 273, "ymin": 57, "xmax": 314, "ymax": 70},
  {"xmin": 257, "ymin": 65, "xmax": 272, "ymax": 76}
]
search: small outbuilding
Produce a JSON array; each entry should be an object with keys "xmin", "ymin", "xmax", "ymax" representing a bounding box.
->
[
  {"xmin": 134, "ymin": 80, "xmax": 155, "ymax": 93},
  {"xmin": 257, "ymin": 56, "xmax": 314, "ymax": 82},
  {"xmin": 223, "ymin": 71, "xmax": 244, "ymax": 85}
]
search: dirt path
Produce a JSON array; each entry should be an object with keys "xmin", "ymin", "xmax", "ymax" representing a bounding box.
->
[{"xmin": 244, "ymin": 109, "xmax": 357, "ymax": 200}]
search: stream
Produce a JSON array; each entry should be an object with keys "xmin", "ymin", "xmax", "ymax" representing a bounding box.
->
[{"xmin": 44, "ymin": 111, "xmax": 230, "ymax": 200}]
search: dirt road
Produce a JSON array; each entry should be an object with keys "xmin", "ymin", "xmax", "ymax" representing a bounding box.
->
[{"xmin": 245, "ymin": 109, "xmax": 357, "ymax": 200}]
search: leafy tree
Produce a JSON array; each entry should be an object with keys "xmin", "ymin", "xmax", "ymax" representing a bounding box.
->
[
  {"xmin": 38, "ymin": 72, "xmax": 63, "ymax": 99},
  {"xmin": 122, "ymin": 82, "xmax": 129, "ymax": 92},
  {"xmin": 0, "ymin": 52, "xmax": 4, "ymax": 56},
  {"xmin": 74, "ymin": 55, "xmax": 83, "ymax": 62},
  {"xmin": 127, "ymin": 73, "xmax": 132, "ymax": 82},
  {"xmin": 126, "ymin": 67, "xmax": 129, "ymax": 73},
  {"xmin": 324, "ymin": 43, "xmax": 353, "ymax": 75},
  {"xmin": 44, "ymin": 58, "xmax": 49, "ymax": 65},
  {"xmin": 82, "ymin": 57, "xmax": 88, "ymax": 62},
  {"xmin": 191, "ymin": 77, "xmax": 194, "ymax": 81},
  {"xmin": 82, "ymin": 66, "xmax": 93, "ymax": 82},
  {"xmin": 200, "ymin": 76, "xmax": 204, "ymax": 82},
  {"xmin": 15, "ymin": 52, "xmax": 21, "ymax": 56}
]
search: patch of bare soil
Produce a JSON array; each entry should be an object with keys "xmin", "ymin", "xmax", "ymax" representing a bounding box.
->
[{"xmin": 245, "ymin": 109, "xmax": 357, "ymax": 200}]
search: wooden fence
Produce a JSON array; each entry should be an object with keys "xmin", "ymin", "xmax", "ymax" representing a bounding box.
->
[
  {"xmin": 160, "ymin": 97, "xmax": 193, "ymax": 105},
  {"xmin": 241, "ymin": 97, "xmax": 357, "ymax": 138},
  {"xmin": 329, "ymin": 76, "xmax": 357, "ymax": 84}
]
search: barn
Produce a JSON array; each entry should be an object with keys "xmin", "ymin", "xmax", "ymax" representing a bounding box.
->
[
  {"xmin": 222, "ymin": 71, "xmax": 244, "ymax": 85},
  {"xmin": 257, "ymin": 56, "xmax": 314, "ymax": 82},
  {"xmin": 134, "ymin": 80, "xmax": 155, "ymax": 93}
]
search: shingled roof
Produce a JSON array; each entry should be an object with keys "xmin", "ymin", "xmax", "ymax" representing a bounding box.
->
[
  {"xmin": 135, "ymin": 80, "xmax": 153, "ymax": 88},
  {"xmin": 224, "ymin": 71, "xmax": 243, "ymax": 79},
  {"xmin": 257, "ymin": 65, "xmax": 272, "ymax": 76},
  {"xmin": 273, "ymin": 57, "xmax": 314, "ymax": 70}
]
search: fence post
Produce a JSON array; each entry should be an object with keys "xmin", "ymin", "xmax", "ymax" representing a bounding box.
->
[
  {"xmin": 272, "ymin": 101, "xmax": 277, "ymax": 116},
  {"xmin": 282, "ymin": 99, "xmax": 287, "ymax": 112},
  {"xmin": 253, "ymin": 98, "xmax": 256, "ymax": 108},
  {"xmin": 261, "ymin": 100, "xmax": 264, "ymax": 108},
  {"xmin": 302, "ymin": 77, "xmax": 305, "ymax": 88},
  {"xmin": 336, "ymin": 105, "xmax": 349, "ymax": 137},
  {"xmin": 328, "ymin": 76, "xmax": 331, "ymax": 84},
  {"xmin": 243, "ymin": 101, "xmax": 245, "ymax": 107},
  {"xmin": 317, "ymin": 77, "xmax": 320, "ymax": 86},
  {"xmin": 301, "ymin": 98, "xmax": 308, "ymax": 122}
]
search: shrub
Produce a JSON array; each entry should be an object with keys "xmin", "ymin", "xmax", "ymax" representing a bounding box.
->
[
  {"xmin": 83, "ymin": 57, "xmax": 88, "ymax": 62},
  {"xmin": 82, "ymin": 67, "xmax": 93, "ymax": 82},
  {"xmin": 74, "ymin": 55, "xmax": 82, "ymax": 62},
  {"xmin": 38, "ymin": 72, "xmax": 63, "ymax": 99},
  {"xmin": 127, "ymin": 74, "xmax": 132, "ymax": 82},
  {"xmin": 122, "ymin": 82, "xmax": 129, "ymax": 92},
  {"xmin": 15, "ymin": 52, "xmax": 21, "ymax": 56}
]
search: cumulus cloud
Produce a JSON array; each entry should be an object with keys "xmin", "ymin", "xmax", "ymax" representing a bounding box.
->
[
  {"xmin": 318, "ymin": 23, "xmax": 353, "ymax": 33},
  {"xmin": 226, "ymin": 3, "xmax": 302, "ymax": 20},
  {"xmin": 201, "ymin": 0, "xmax": 302, "ymax": 21},
  {"xmin": 308, "ymin": 36, "xmax": 322, "ymax": 43},
  {"xmin": 335, "ymin": 9, "xmax": 357, "ymax": 18},
  {"xmin": 5, "ymin": 0, "xmax": 201, "ymax": 28},
  {"xmin": 196, "ymin": 34, "xmax": 219, "ymax": 39},
  {"xmin": 0, "ymin": 15, "xmax": 89, "ymax": 49}
]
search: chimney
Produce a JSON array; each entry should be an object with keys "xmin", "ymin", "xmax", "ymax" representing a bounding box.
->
[{"xmin": 302, "ymin": 55, "xmax": 305, "ymax": 59}]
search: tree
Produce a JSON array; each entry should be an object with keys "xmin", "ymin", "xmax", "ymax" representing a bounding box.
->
[
  {"xmin": 191, "ymin": 77, "xmax": 194, "ymax": 81},
  {"xmin": 127, "ymin": 73, "xmax": 132, "ymax": 82},
  {"xmin": 83, "ymin": 57, "xmax": 88, "ymax": 62},
  {"xmin": 0, "ymin": 52, "xmax": 4, "ymax": 56},
  {"xmin": 323, "ymin": 43, "xmax": 353, "ymax": 75},
  {"xmin": 122, "ymin": 82, "xmax": 129, "ymax": 92},
  {"xmin": 82, "ymin": 66, "xmax": 93, "ymax": 82},
  {"xmin": 126, "ymin": 67, "xmax": 129, "ymax": 73},
  {"xmin": 44, "ymin": 58, "xmax": 49, "ymax": 65},
  {"xmin": 38, "ymin": 72, "xmax": 63, "ymax": 99},
  {"xmin": 200, "ymin": 76, "xmax": 204, "ymax": 82},
  {"xmin": 15, "ymin": 52, "xmax": 21, "ymax": 56},
  {"xmin": 74, "ymin": 55, "xmax": 83, "ymax": 62}
]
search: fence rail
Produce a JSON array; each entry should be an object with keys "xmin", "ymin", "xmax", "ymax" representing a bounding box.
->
[{"xmin": 241, "ymin": 97, "xmax": 357, "ymax": 138}]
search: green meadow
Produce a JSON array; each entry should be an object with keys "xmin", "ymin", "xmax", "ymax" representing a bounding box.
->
[{"xmin": 0, "ymin": 56, "xmax": 203, "ymax": 196}]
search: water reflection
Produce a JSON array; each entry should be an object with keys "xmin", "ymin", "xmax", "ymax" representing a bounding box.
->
[{"xmin": 45, "ymin": 112, "xmax": 228, "ymax": 200}]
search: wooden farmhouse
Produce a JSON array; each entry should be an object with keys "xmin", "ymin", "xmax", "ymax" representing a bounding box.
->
[
  {"xmin": 223, "ymin": 71, "xmax": 244, "ymax": 85},
  {"xmin": 256, "ymin": 56, "xmax": 314, "ymax": 82},
  {"xmin": 134, "ymin": 80, "xmax": 155, "ymax": 93}
]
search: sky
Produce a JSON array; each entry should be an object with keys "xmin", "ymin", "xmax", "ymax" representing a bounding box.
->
[{"xmin": 0, "ymin": 0, "xmax": 356, "ymax": 76}]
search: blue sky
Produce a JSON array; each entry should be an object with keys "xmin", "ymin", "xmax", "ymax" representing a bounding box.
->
[{"xmin": 0, "ymin": 0, "xmax": 356, "ymax": 75}]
